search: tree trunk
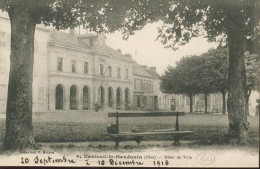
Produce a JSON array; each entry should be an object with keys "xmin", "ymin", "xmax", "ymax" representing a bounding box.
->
[
  {"xmin": 222, "ymin": 91, "xmax": 226, "ymax": 115},
  {"xmin": 189, "ymin": 94, "xmax": 193, "ymax": 113},
  {"xmin": 226, "ymin": 9, "xmax": 249, "ymax": 143},
  {"xmin": 4, "ymin": 7, "xmax": 36, "ymax": 150},
  {"xmin": 204, "ymin": 93, "xmax": 208, "ymax": 114},
  {"xmin": 245, "ymin": 89, "xmax": 251, "ymax": 116}
]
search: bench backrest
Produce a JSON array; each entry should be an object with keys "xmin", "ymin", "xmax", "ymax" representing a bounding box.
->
[
  {"xmin": 108, "ymin": 111, "xmax": 185, "ymax": 117},
  {"xmin": 107, "ymin": 111, "xmax": 185, "ymax": 134}
]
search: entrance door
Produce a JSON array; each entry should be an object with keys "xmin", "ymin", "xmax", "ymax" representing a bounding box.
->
[
  {"xmin": 70, "ymin": 85, "xmax": 78, "ymax": 110},
  {"xmin": 108, "ymin": 87, "xmax": 113, "ymax": 108},
  {"xmin": 116, "ymin": 88, "xmax": 121, "ymax": 109},
  {"xmin": 98, "ymin": 86, "xmax": 105, "ymax": 106},
  {"xmin": 154, "ymin": 96, "xmax": 158, "ymax": 110},
  {"xmin": 55, "ymin": 84, "xmax": 64, "ymax": 110},
  {"xmin": 125, "ymin": 88, "xmax": 130, "ymax": 109},
  {"xmin": 83, "ymin": 86, "xmax": 89, "ymax": 110}
]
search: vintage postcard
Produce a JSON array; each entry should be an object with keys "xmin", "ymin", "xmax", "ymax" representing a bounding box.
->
[{"xmin": 0, "ymin": 0, "xmax": 259, "ymax": 167}]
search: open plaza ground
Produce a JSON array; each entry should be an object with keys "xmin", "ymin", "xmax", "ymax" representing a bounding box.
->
[
  {"xmin": 0, "ymin": 111, "xmax": 259, "ymax": 167},
  {"xmin": 0, "ymin": 111, "xmax": 258, "ymax": 147}
]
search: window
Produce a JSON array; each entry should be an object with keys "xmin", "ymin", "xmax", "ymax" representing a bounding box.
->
[
  {"xmin": 117, "ymin": 67, "xmax": 121, "ymax": 78},
  {"xmin": 0, "ymin": 31, "xmax": 6, "ymax": 47},
  {"xmin": 0, "ymin": 41, "xmax": 6, "ymax": 47},
  {"xmin": 72, "ymin": 60, "xmax": 76, "ymax": 73},
  {"xmin": 0, "ymin": 31, "xmax": 4, "ymax": 38},
  {"xmin": 108, "ymin": 66, "xmax": 112, "ymax": 77},
  {"xmin": 125, "ymin": 68, "xmax": 129, "ymax": 79},
  {"xmin": 136, "ymin": 79, "xmax": 140, "ymax": 91},
  {"xmin": 134, "ymin": 78, "xmax": 137, "ymax": 90},
  {"xmin": 38, "ymin": 87, "xmax": 45, "ymax": 102},
  {"xmin": 100, "ymin": 64, "xmax": 104, "ymax": 75},
  {"xmin": 0, "ymin": 57, "xmax": 6, "ymax": 73},
  {"xmin": 0, "ymin": 86, "xmax": 6, "ymax": 102},
  {"xmin": 57, "ymin": 57, "xmax": 63, "ymax": 72},
  {"xmin": 84, "ymin": 62, "xmax": 89, "ymax": 74},
  {"xmin": 148, "ymin": 81, "xmax": 151, "ymax": 91},
  {"xmin": 140, "ymin": 79, "xmax": 144, "ymax": 90}
]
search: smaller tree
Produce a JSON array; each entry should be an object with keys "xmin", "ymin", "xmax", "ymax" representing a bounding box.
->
[
  {"xmin": 245, "ymin": 52, "xmax": 260, "ymax": 115},
  {"xmin": 161, "ymin": 56, "xmax": 201, "ymax": 113},
  {"xmin": 201, "ymin": 48, "xmax": 229, "ymax": 114}
]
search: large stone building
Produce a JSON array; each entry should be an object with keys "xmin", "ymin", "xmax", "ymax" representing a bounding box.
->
[
  {"xmin": 47, "ymin": 30, "xmax": 133, "ymax": 111},
  {"xmin": 0, "ymin": 12, "xmax": 133, "ymax": 113}
]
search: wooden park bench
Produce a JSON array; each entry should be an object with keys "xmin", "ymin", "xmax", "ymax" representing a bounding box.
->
[{"xmin": 101, "ymin": 111, "xmax": 194, "ymax": 149}]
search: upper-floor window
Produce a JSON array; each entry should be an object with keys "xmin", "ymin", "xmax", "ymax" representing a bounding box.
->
[
  {"xmin": 57, "ymin": 57, "xmax": 63, "ymax": 72},
  {"xmin": 0, "ymin": 31, "xmax": 6, "ymax": 47},
  {"xmin": 136, "ymin": 79, "xmax": 140, "ymax": 91},
  {"xmin": 134, "ymin": 78, "xmax": 137, "ymax": 90},
  {"xmin": 148, "ymin": 80, "xmax": 153, "ymax": 92},
  {"xmin": 108, "ymin": 66, "xmax": 112, "ymax": 77},
  {"xmin": 140, "ymin": 79, "xmax": 144, "ymax": 90},
  {"xmin": 84, "ymin": 62, "xmax": 89, "ymax": 74},
  {"xmin": 72, "ymin": 60, "xmax": 77, "ymax": 73},
  {"xmin": 38, "ymin": 87, "xmax": 45, "ymax": 102},
  {"xmin": 117, "ymin": 67, "xmax": 121, "ymax": 78},
  {"xmin": 0, "ymin": 86, "xmax": 6, "ymax": 102},
  {"xmin": 100, "ymin": 64, "xmax": 104, "ymax": 75},
  {"xmin": 0, "ymin": 57, "xmax": 6, "ymax": 73},
  {"xmin": 125, "ymin": 68, "xmax": 129, "ymax": 79},
  {"xmin": 0, "ymin": 31, "xmax": 4, "ymax": 38}
]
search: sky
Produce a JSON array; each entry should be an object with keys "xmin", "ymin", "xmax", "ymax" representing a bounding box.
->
[{"xmin": 105, "ymin": 22, "xmax": 218, "ymax": 75}]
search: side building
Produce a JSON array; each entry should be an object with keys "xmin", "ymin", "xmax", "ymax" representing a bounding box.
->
[{"xmin": 132, "ymin": 61, "xmax": 155, "ymax": 110}]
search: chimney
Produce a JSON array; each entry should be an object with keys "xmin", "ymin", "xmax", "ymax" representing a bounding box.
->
[
  {"xmin": 78, "ymin": 34, "xmax": 98, "ymax": 47},
  {"xmin": 69, "ymin": 29, "xmax": 76, "ymax": 36},
  {"xmin": 150, "ymin": 67, "xmax": 157, "ymax": 72},
  {"xmin": 142, "ymin": 65, "xmax": 148, "ymax": 70},
  {"xmin": 125, "ymin": 53, "xmax": 132, "ymax": 59}
]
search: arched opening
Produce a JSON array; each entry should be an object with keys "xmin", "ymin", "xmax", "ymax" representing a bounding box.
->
[
  {"xmin": 125, "ymin": 88, "xmax": 130, "ymax": 109},
  {"xmin": 55, "ymin": 84, "xmax": 64, "ymax": 110},
  {"xmin": 116, "ymin": 87, "xmax": 122, "ymax": 109},
  {"xmin": 83, "ymin": 86, "xmax": 90, "ymax": 110},
  {"xmin": 108, "ymin": 87, "xmax": 114, "ymax": 108},
  {"xmin": 98, "ymin": 86, "xmax": 105, "ymax": 106},
  {"xmin": 70, "ymin": 85, "xmax": 79, "ymax": 110}
]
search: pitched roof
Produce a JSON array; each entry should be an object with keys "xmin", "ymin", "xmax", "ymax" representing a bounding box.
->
[
  {"xmin": 132, "ymin": 61, "xmax": 154, "ymax": 78},
  {"xmin": 93, "ymin": 44, "xmax": 132, "ymax": 61},
  {"xmin": 49, "ymin": 30, "xmax": 131, "ymax": 61},
  {"xmin": 49, "ymin": 30, "xmax": 89, "ymax": 49},
  {"xmin": 146, "ymin": 69, "xmax": 161, "ymax": 80}
]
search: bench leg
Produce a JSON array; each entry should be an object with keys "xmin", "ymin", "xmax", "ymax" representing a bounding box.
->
[
  {"xmin": 113, "ymin": 138, "xmax": 123, "ymax": 149},
  {"xmin": 115, "ymin": 141, "xmax": 120, "ymax": 149},
  {"xmin": 173, "ymin": 135, "xmax": 180, "ymax": 146},
  {"xmin": 134, "ymin": 136, "xmax": 143, "ymax": 147}
]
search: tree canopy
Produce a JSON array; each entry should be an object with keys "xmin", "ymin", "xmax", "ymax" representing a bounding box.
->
[{"xmin": 161, "ymin": 56, "xmax": 201, "ymax": 96}]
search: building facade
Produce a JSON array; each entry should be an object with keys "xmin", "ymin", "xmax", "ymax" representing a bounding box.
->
[
  {"xmin": 132, "ymin": 62, "xmax": 155, "ymax": 110},
  {"xmin": 47, "ymin": 30, "xmax": 133, "ymax": 112},
  {"xmin": 0, "ymin": 12, "xmax": 259, "ymax": 115},
  {"xmin": 0, "ymin": 12, "xmax": 133, "ymax": 113}
]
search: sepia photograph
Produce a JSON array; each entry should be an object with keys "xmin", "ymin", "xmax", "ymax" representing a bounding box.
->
[{"xmin": 0, "ymin": 0, "xmax": 259, "ymax": 167}]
